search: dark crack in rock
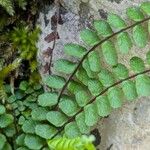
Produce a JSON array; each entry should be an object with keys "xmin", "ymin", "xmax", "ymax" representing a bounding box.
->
[
  {"xmin": 107, "ymin": 0, "xmax": 123, "ymax": 4},
  {"xmin": 90, "ymin": 128, "xmax": 101, "ymax": 146},
  {"xmin": 98, "ymin": 9, "xmax": 108, "ymax": 20}
]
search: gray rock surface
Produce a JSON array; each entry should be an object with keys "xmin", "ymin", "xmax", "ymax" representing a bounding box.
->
[
  {"xmin": 97, "ymin": 97, "xmax": 150, "ymax": 150},
  {"xmin": 37, "ymin": 0, "xmax": 150, "ymax": 149}
]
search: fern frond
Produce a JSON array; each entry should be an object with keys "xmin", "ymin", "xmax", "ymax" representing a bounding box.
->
[
  {"xmin": 39, "ymin": 1, "xmax": 150, "ymax": 140},
  {"xmin": 0, "ymin": 58, "xmax": 21, "ymax": 80},
  {"xmin": 0, "ymin": 0, "xmax": 14, "ymax": 15},
  {"xmin": 48, "ymin": 135, "xmax": 96, "ymax": 150}
]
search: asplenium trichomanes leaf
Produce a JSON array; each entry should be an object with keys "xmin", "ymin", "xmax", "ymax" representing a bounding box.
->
[
  {"xmin": 48, "ymin": 135, "xmax": 96, "ymax": 150},
  {"xmin": 39, "ymin": 1, "xmax": 150, "ymax": 147}
]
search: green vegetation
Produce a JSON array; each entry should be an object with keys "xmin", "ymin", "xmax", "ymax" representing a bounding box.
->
[{"xmin": 0, "ymin": 1, "xmax": 150, "ymax": 150}]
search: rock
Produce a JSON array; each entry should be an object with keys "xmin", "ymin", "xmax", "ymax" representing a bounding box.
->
[
  {"xmin": 37, "ymin": 0, "xmax": 150, "ymax": 149},
  {"xmin": 37, "ymin": 3, "xmax": 81, "ymax": 75},
  {"xmin": 97, "ymin": 97, "xmax": 150, "ymax": 150}
]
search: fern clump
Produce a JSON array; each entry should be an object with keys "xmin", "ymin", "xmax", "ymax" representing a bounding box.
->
[
  {"xmin": 0, "ymin": 81, "xmax": 44, "ymax": 149},
  {"xmin": 0, "ymin": 1, "xmax": 150, "ymax": 150}
]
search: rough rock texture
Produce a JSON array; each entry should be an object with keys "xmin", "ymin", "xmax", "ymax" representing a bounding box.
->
[
  {"xmin": 97, "ymin": 97, "xmax": 150, "ymax": 150},
  {"xmin": 37, "ymin": 0, "xmax": 150, "ymax": 149}
]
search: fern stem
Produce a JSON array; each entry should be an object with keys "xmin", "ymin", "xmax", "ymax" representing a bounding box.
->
[
  {"xmin": 51, "ymin": 68, "xmax": 150, "ymax": 139},
  {"xmin": 88, "ymin": 69, "xmax": 150, "ymax": 104},
  {"xmin": 56, "ymin": 16, "xmax": 150, "ymax": 105}
]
